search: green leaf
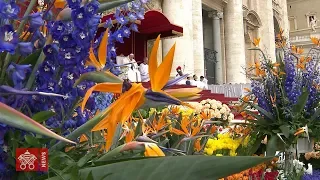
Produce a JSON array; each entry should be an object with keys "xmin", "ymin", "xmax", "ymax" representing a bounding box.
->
[
  {"xmin": 24, "ymin": 135, "xmax": 41, "ymax": 147},
  {"xmin": 86, "ymin": 171, "xmax": 94, "ymax": 180},
  {"xmin": 266, "ymin": 135, "xmax": 278, "ymax": 156},
  {"xmin": 292, "ymin": 88, "xmax": 309, "ymax": 116},
  {"xmin": 79, "ymin": 156, "xmax": 273, "ymax": 180},
  {"xmin": 279, "ymin": 125, "xmax": 290, "ymax": 138},
  {"xmin": 19, "ymin": 49, "xmax": 42, "ymax": 66},
  {"xmin": 252, "ymin": 104, "xmax": 275, "ymax": 120},
  {"xmin": 111, "ymin": 124, "xmax": 123, "ymax": 149},
  {"xmin": 97, "ymin": 143, "xmax": 144, "ymax": 162},
  {"xmin": 248, "ymin": 134, "xmax": 264, "ymax": 156},
  {"xmin": 77, "ymin": 151, "xmax": 95, "ymax": 168},
  {"xmin": 310, "ymin": 108, "xmax": 320, "ymax": 122},
  {"xmin": 32, "ymin": 111, "xmax": 55, "ymax": 123},
  {"xmin": 74, "ymin": 71, "xmax": 122, "ymax": 87},
  {"xmin": 0, "ymin": 102, "xmax": 75, "ymax": 144}
]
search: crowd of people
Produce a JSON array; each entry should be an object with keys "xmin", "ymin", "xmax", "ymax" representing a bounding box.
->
[{"xmin": 115, "ymin": 53, "xmax": 208, "ymax": 89}]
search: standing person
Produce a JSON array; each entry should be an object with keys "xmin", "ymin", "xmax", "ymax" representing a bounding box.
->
[
  {"xmin": 139, "ymin": 57, "xmax": 149, "ymax": 82},
  {"xmin": 175, "ymin": 66, "xmax": 186, "ymax": 85},
  {"xmin": 176, "ymin": 66, "xmax": 183, "ymax": 77}
]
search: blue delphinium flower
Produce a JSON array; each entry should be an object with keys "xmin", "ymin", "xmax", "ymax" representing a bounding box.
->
[
  {"xmin": 0, "ymin": 1, "xmax": 20, "ymax": 19},
  {"xmin": 28, "ymin": 13, "xmax": 44, "ymax": 30},
  {"xmin": 94, "ymin": 92, "xmax": 113, "ymax": 111},
  {"xmin": 17, "ymin": 42, "xmax": 33, "ymax": 56},
  {"xmin": 0, "ymin": 25, "xmax": 19, "ymax": 54},
  {"xmin": 302, "ymin": 170, "xmax": 320, "ymax": 180},
  {"xmin": 66, "ymin": 0, "xmax": 81, "ymax": 9},
  {"xmin": 84, "ymin": 0, "xmax": 100, "ymax": 17},
  {"xmin": 71, "ymin": 7, "xmax": 88, "ymax": 30},
  {"xmin": 6, "ymin": 63, "xmax": 32, "ymax": 89}
]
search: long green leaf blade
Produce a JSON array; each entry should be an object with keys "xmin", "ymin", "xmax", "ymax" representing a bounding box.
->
[
  {"xmin": 74, "ymin": 71, "xmax": 123, "ymax": 87},
  {"xmin": 0, "ymin": 102, "xmax": 75, "ymax": 144},
  {"xmin": 79, "ymin": 156, "xmax": 272, "ymax": 180}
]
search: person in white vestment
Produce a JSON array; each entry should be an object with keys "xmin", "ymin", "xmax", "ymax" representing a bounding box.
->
[
  {"xmin": 122, "ymin": 54, "xmax": 141, "ymax": 82},
  {"xmin": 139, "ymin": 57, "xmax": 150, "ymax": 82},
  {"xmin": 200, "ymin": 76, "xmax": 208, "ymax": 89}
]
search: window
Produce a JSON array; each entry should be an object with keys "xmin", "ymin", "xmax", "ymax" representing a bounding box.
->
[
  {"xmin": 289, "ymin": 16, "xmax": 297, "ymax": 31},
  {"xmin": 306, "ymin": 12, "xmax": 317, "ymax": 27}
]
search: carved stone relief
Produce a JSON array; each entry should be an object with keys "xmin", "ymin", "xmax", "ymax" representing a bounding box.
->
[{"xmin": 145, "ymin": 0, "xmax": 162, "ymax": 11}]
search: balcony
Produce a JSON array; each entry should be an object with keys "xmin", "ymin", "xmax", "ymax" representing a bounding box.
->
[{"xmin": 289, "ymin": 32, "xmax": 320, "ymax": 45}]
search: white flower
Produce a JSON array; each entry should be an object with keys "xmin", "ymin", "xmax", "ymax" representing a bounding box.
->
[
  {"xmin": 220, "ymin": 107, "xmax": 226, "ymax": 114},
  {"xmin": 222, "ymin": 115, "xmax": 227, "ymax": 121},
  {"xmin": 211, "ymin": 104, "xmax": 217, "ymax": 110},
  {"xmin": 205, "ymin": 104, "xmax": 211, "ymax": 108},
  {"xmin": 227, "ymin": 114, "xmax": 234, "ymax": 121},
  {"xmin": 216, "ymin": 102, "xmax": 222, "ymax": 109}
]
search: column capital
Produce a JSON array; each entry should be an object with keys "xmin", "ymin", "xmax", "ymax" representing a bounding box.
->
[{"xmin": 208, "ymin": 11, "xmax": 223, "ymax": 19}]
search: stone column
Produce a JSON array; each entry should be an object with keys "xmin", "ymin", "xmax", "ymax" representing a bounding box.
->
[
  {"xmin": 224, "ymin": 0, "xmax": 246, "ymax": 83},
  {"xmin": 209, "ymin": 11, "xmax": 224, "ymax": 84},
  {"xmin": 281, "ymin": 0, "xmax": 290, "ymax": 38},
  {"xmin": 162, "ymin": 0, "xmax": 194, "ymax": 77},
  {"xmin": 192, "ymin": 0, "xmax": 205, "ymax": 77},
  {"xmin": 258, "ymin": 0, "xmax": 276, "ymax": 61}
]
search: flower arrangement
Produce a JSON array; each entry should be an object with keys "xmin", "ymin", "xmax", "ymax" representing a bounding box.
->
[{"xmin": 238, "ymin": 29, "xmax": 320, "ymax": 156}]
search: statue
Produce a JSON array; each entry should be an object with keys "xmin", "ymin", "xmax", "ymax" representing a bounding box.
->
[{"xmin": 310, "ymin": 17, "xmax": 317, "ymax": 32}]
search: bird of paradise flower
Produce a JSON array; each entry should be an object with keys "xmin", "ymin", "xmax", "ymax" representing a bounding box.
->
[{"xmin": 81, "ymin": 34, "xmax": 201, "ymax": 151}]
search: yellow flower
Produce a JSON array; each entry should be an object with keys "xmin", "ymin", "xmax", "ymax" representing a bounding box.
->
[{"xmin": 230, "ymin": 151, "xmax": 237, "ymax": 156}]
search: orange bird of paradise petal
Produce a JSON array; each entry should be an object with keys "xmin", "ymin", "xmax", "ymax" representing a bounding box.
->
[
  {"xmin": 87, "ymin": 29, "xmax": 109, "ymax": 71},
  {"xmin": 81, "ymin": 35, "xmax": 196, "ymax": 151},
  {"xmin": 253, "ymin": 38, "xmax": 260, "ymax": 47}
]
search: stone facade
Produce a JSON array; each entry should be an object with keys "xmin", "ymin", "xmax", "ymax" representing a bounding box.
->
[
  {"xmin": 144, "ymin": 0, "xmax": 289, "ymax": 84},
  {"xmin": 288, "ymin": 0, "xmax": 320, "ymax": 55}
]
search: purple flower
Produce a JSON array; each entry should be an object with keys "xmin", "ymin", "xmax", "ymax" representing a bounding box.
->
[
  {"xmin": 66, "ymin": 0, "xmax": 81, "ymax": 9},
  {"xmin": 71, "ymin": 7, "xmax": 88, "ymax": 29},
  {"xmin": 0, "ymin": 25, "xmax": 19, "ymax": 54},
  {"xmin": 130, "ymin": 23, "xmax": 139, "ymax": 32},
  {"xmin": 50, "ymin": 21, "xmax": 66, "ymax": 39},
  {"xmin": 0, "ymin": 1, "xmax": 20, "ymax": 19},
  {"xmin": 84, "ymin": 0, "xmax": 99, "ymax": 17},
  {"xmin": 17, "ymin": 42, "xmax": 33, "ymax": 56},
  {"xmin": 122, "ymin": 27, "xmax": 131, "ymax": 38},
  {"xmin": 58, "ymin": 34, "xmax": 76, "ymax": 48},
  {"xmin": 29, "ymin": 13, "xmax": 44, "ymax": 30},
  {"xmin": 72, "ymin": 30, "xmax": 90, "ymax": 48},
  {"xmin": 6, "ymin": 63, "xmax": 32, "ymax": 89}
]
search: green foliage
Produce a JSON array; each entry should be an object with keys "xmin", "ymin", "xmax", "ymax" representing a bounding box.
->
[{"xmin": 74, "ymin": 71, "xmax": 122, "ymax": 87}]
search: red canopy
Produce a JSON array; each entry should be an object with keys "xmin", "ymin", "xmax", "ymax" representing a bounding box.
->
[{"xmin": 101, "ymin": 10, "xmax": 183, "ymax": 39}]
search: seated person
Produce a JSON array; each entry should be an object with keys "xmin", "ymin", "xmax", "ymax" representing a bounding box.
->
[
  {"xmin": 186, "ymin": 77, "xmax": 191, "ymax": 85},
  {"xmin": 122, "ymin": 53, "xmax": 141, "ymax": 82}
]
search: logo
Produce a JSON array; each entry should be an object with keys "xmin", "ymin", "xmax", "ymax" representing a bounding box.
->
[{"xmin": 16, "ymin": 148, "xmax": 48, "ymax": 172}]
